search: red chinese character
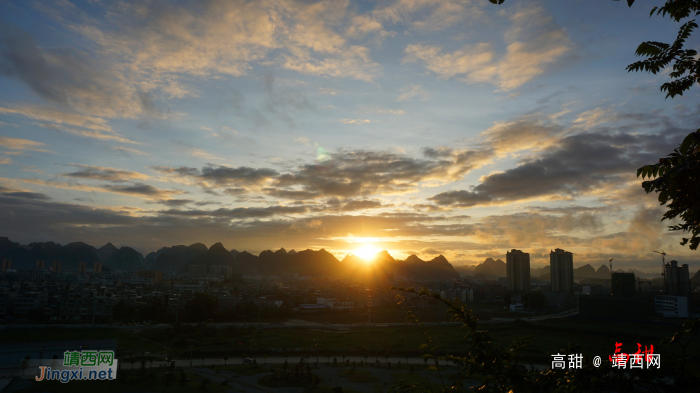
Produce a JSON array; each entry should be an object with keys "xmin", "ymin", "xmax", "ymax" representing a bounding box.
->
[
  {"xmin": 635, "ymin": 343, "xmax": 654, "ymax": 363},
  {"xmin": 609, "ymin": 342, "xmax": 629, "ymax": 363}
]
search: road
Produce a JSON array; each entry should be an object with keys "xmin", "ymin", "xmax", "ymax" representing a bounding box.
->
[{"xmin": 0, "ymin": 308, "xmax": 578, "ymax": 330}]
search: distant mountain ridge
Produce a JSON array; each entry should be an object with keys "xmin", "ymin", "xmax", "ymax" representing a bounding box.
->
[
  {"xmin": 145, "ymin": 243, "xmax": 208, "ymax": 270},
  {"xmin": 455, "ymin": 258, "xmax": 505, "ymax": 278},
  {"xmin": 0, "ymin": 237, "xmax": 101, "ymax": 271}
]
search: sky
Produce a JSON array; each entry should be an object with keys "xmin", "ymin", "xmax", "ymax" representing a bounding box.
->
[{"xmin": 0, "ymin": 0, "xmax": 698, "ymax": 272}]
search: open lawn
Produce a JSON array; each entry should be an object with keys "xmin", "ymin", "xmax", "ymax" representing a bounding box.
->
[
  {"xmin": 338, "ymin": 368, "xmax": 380, "ymax": 383},
  {"xmin": 4, "ymin": 313, "xmax": 696, "ymax": 374}
]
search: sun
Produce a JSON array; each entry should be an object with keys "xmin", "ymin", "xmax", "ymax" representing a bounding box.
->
[{"xmin": 353, "ymin": 245, "xmax": 380, "ymax": 262}]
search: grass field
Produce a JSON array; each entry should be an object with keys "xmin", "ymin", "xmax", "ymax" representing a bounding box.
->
[
  {"xmin": 3, "ymin": 312, "xmax": 696, "ymax": 371},
  {"xmin": 338, "ymin": 368, "xmax": 380, "ymax": 383}
]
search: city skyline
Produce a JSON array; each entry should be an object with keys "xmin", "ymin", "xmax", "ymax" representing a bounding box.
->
[{"xmin": 1, "ymin": 1, "xmax": 699, "ymax": 271}]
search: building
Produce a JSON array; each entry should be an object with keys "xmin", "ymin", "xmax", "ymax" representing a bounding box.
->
[
  {"xmin": 506, "ymin": 249, "xmax": 530, "ymax": 293},
  {"xmin": 509, "ymin": 303, "xmax": 525, "ymax": 312},
  {"xmin": 209, "ymin": 265, "xmax": 220, "ymax": 276},
  {"xmin": 77, "ymin": 261, "xmax": 87, "ymax": 275},
  {"xmin": 655, "ymin": 295, "xmax": 688, "ymax": 318},
  {"xmin": 59, "ymin": 292, "xmax": 114, "ymax": 323},
  {"xmin": 93, "ymin": 261, "xmax": 102, "ymax": 274},
  {"xmin": 189, "ymin": 264, "xmax": 206, "ymax": 277},
  {"xmin": 173, "ymin": 281, "xmax": 208, "ymax": 293},
  {"xmin": 219, "ymin": 266, "xmax": 232, "ymax": 276},
  {"xmin": 13, "ymin": 292, "xmax": 49, "ymax": 318},
  {"xmin": 1, "ymin": 259, "xmax": 11, "ymax": 273},
  {"xmin": 550, "ymin": 249, "xmax": 574, "ymax": 294},
  {"xmin": 664, "ymin": 260, "xmax": 691, "ymax": 296},
  {"xmin": 35, "ymin": 260, "xmax": 45, "ymax": 270},
  {"xmin": 52, "ymin": 261, "xmax": 62, "ymax": 273},
  {"xmin": 612, "ymin": 272, "xmax": 636, "ymax": 298},
  {"xmin": 136, "ymin": 270, "xmax": 163, "ymax": 285}
]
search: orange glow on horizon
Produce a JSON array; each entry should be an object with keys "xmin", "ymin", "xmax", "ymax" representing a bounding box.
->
[{"xmin": 353, "ymin": 245, "xmax": 380, "ymax": 262}]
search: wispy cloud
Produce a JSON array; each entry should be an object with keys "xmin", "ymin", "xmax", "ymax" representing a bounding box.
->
[
  {"xmin": 340, "ymin": 118, "xmax": 371, "ymax": 124},
  {"xmin": 397, "ymin": 84, "xmax": 430, "ymax": 101}
]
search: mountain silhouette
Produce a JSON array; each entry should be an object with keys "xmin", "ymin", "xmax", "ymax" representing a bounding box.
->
[
  {"xmin": 145, "ymin": 243, "xmax": 208, "ymax": 270},
  {"xmin": 692, "ymin": 269, "xmax": 700, "ymax": 285},
  {"xmin": 0, "ymin": 240, "xmax": 101, "ymax": 271},
  {"xmin": 473, "ymin": 258, "xmax": 506, "ymax": 277},
  {"xmin": 97, "ymin": 243, "xmax": 118, "ymax": 262},
  {"xmin": 595, "ymin": 264, "xmax": 611, "ymax": 279},
  {"xmin": 574, "ymin": 264, "xmax": 596, "ymax": 279},
  {"xmin": 179, "ymin": 242, "xmax": 238, "ymax": 273},
  {"xmin": 105, "ymin": 246, "xmax": 145, "ymax": 271},
  {"xmin": 0, "ymin": 236, "xmax": 461, "ymax": 279}
]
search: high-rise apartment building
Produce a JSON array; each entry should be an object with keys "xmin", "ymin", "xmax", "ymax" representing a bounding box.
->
[
  {"xmin": 189, "ymin": 264, "xmax": 206, "ymax": 277},
  {"xmin": 52, "ymin": 261, "xmax": 62, "ymax": 273},
  {"xmin": 136, "ymin": 270, "xmax": 163, "ymax": 285},
  {"xmin": 612, "ymin": 272, "xmax": 636, "ymax": 298},
  {"xmin": 77, "ymin": 261, "xmax": 87, "ymax": 275},
  {"xmin": 665, "ymin": 260, "xmax": 691, "ymax": 296},
  {"xmin": 93, "ymin": 261, "xmax": 103, "ymax": 274},
  {"xmin": 506, "ymin": 249, "xmax": 530, "ymax": 293},
  {"xmin": 550, "ymin": 248, "xmax": 574, "ymax": 294},
  {"xmin": 35, "ymin": 260, "xmax": 45, "ymax": 270},
  {"xmin": 0, "ymin": 259, "xmax": 10, "ymax": 272}
]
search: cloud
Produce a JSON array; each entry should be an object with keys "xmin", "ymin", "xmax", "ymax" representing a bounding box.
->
[
  {"xmin": 402, "ymin": 5, "xmax": 572, "ymax": 90},
  {"xmin": 0, "ymin": 106, "xmax": 139, "ymax": 144},
  {"xmin": 153, "ymin": 164, "xmax": 278, "ymax": 189},
  {"xmin": 160, "ymin": 205, "xmax": 308, "ymax": 218},
  {"xmin": 271, "ymin": 149, "xmax": 474, "ymax": 199},
  {"xmin": 429, "ymin": 129, "xmax": 686, "ymax": 208},
  {"xmin": 318, "ymin": 87, "xmax": 339, "ymax": 95},
  {"xmin": 397, "ymin": 84, "xmax": 430, "ymax": 101},
  {"xmin": 374, "ymin": 109, "xmax": 405, "ymax": 115},
  {"xmin": 19, "ymin": 178, "xmax": 181, "ymax": 200},
  {"xmin": 370, "ymin": 0, "xmax": 483, "ymax": 32},
  {"xmin": 109, "ymin": 146, "xmax": 150, "ymax": 156},
  {"xmin": 0, "ymin": 23, "xmax": 153, "ymax": 118},
  {"xmin": 0, "ymin": 136, "xmax": 51, "ymax": 154},
  {"xmin": 100, "ymin": 183, "xmax": 179, "ymax": 198},
  {"xmin": 341, "ymin": 199, "xmax": 386, "ymax": 211},
  {"xmin": 85, "ymin": 0, "xmax": 381, "ymax": 82},
  {"xmin": 156, "ymin": 199, "xmax": 194, "ymax": 207},
  {"xmin": 574, "ymin": 107, "xmax": 616, "ymax": 129},
  {"xmin": 1, "ymin": 190, "xmax": 51, "ymax": 200},
  {"xmin": 61, "ymin": 164, "xmax": 150, "ymax": 182},
  {"xmin": 294, "ymin": 137, "xmax": 312, "ymax": 146},
  {"xmin": 0, "ymin": 157, "xmax": 10, "ymax": 164},
  {"xmin": 340, "ymin": 118, "xmax": 371, "ymax": 124}
]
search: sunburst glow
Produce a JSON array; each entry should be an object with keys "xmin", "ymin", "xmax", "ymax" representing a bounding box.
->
[{"xmin": 354, "ymin": 245, "xmax": 380, "ymax": 262}]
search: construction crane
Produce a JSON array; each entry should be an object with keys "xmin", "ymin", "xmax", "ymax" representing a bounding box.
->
[
  {"xmin": 653, "ymin": 250, "xmax": 666, "ymax": 292},
  {"xmin": 609, "ymin": 258, "xmax": 614, "ymax": 295}
]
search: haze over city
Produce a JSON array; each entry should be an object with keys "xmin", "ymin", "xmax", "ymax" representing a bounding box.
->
[{"xmin": 1, "ymin": 0, "xmax": 698, "ymax": 273}]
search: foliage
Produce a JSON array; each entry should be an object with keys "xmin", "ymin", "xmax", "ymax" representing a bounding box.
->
[
  {"xmin": 389, "ymin": 287, "xmax": 700, "ymax": 392},
  {"xmin": 625, "ymin": 0, "xmax": 700, "ymax": 250},
  {"xmin": 624, "ymin": 0, "xmax": 700, "ymax": 98},
  {"xmin": 637, "ymin": 130, "xmax": 700, "ymax": 249}
]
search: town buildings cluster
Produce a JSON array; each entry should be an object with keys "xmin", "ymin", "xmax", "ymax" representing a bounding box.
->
[
  {"xmin": 504, "ymin": 248, "xmax": 696, "ymax": 318},
  {"xmin": 0, "ymin": 248, "xmax": 696, "ymax": 323}
]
